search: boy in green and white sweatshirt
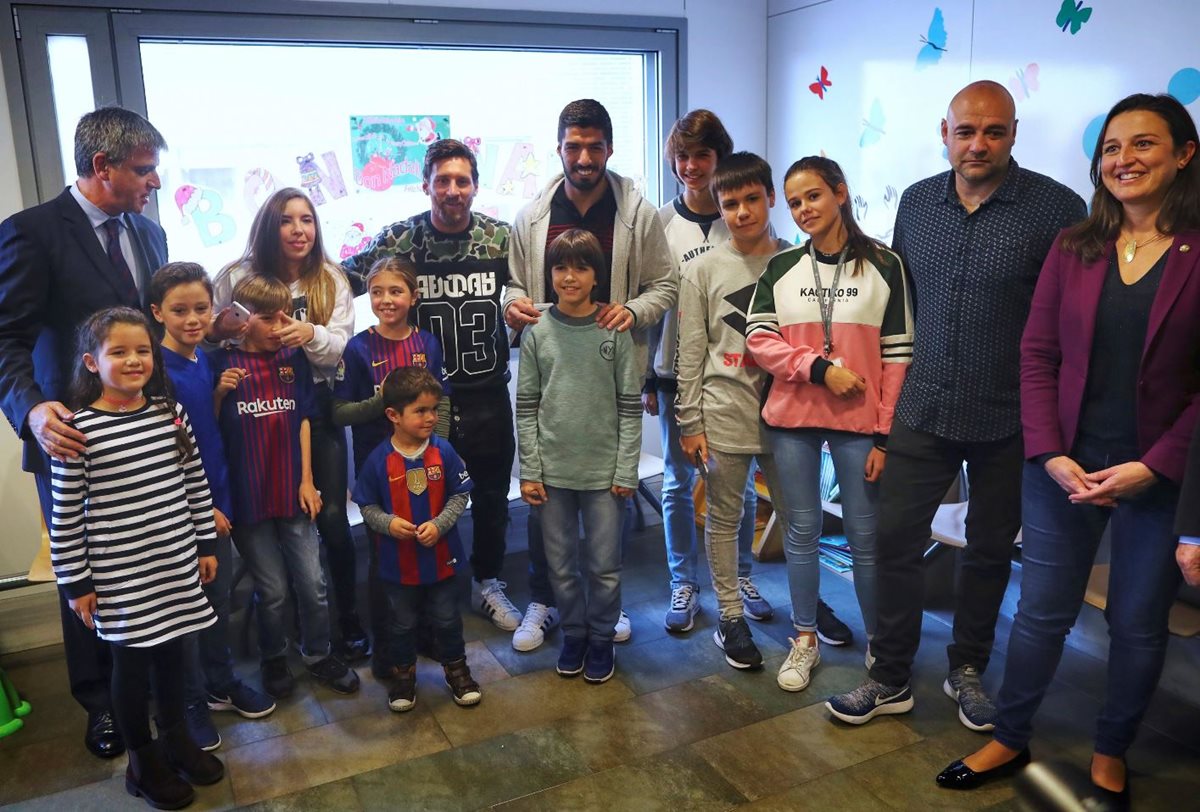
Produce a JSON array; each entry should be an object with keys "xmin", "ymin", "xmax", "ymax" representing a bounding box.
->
[{"xmin": 516, "ymin": 229, "xmax": 642, "ymax": 684}]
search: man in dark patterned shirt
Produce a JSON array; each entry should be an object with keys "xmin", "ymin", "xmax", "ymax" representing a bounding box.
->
[
  {"xmin": 343, "ymin": 139, "xmax": 525, "ymax": 642},
  {"xmin": 827, "ymin": 81, "xmax": 1086, "ymax": 730}
]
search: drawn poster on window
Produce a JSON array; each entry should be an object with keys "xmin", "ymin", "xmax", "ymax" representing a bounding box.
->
[{"xmin": 349, "ymin": 115, "xmax": 451, "ymax": 191}]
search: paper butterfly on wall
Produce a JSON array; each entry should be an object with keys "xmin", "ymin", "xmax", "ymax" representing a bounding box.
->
[
  {"xmin": 859, "ymin": 99, "xmax": 886, "ymax": 147},
  {"xmin": 1057, "ymin": 0, "xmax": 1092, "ymax": 35},
  {"xmin": 916, "ymin": 8, "xmax": 948, "ymax": 70},
  {"xmin": 1009, "ymin": 63, "xmax": 1040, "ymax": 101},
  {"xmin": 809, "ymin": 66, "xmax": 831, "ymax": 100}
]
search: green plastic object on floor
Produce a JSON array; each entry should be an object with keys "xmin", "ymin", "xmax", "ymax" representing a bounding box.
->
[{"xmin": 0, "ymin": 667, "xmax": 31, "ymax": 737}]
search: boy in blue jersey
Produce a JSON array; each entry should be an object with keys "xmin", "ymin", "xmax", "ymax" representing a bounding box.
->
[
  {"xmin": 150, "ymin": 263, "xmax": 276, "ymax": 751},
  {"xmin": 212, "ymin": 274, "xmax": 359, "ymax": 699},
  {"xmin": 352, "ymin": 367, "xmax": 480, "ymax": 711}
]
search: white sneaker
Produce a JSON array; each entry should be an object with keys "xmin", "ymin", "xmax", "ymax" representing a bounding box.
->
[
  {"xmin": 614, "ymin": 610, "xmax": 632, "ymax": 643},
  {"xmin": 777, "ymin": 636, "xmax": 821, "ymax": 692},
  {"xmin": 473, "ymin": 579, "xmax": 522, "ymax": 631},
  {"xmin": 512, "ymin": 602, "xmax": 559, "ymax": 651}
]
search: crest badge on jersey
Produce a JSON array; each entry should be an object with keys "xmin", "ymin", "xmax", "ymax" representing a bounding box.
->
[
  {"xmin": 407, "ymin": 468, "xmax": 428, "ymax": 495},
  {"xmin": 278, "ymin": 366, "xmax": 295, "ymax": 383},
  {"xmin": 335, "ymin": 359, "xmax": 345, "ymax": 381},
  {"xmin": 427, "ymin": 464, "xmax": 443, "ymax": 481}
]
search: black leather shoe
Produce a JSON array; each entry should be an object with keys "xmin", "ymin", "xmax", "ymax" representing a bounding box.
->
[
  {"xmin": 936, "ymin": 748, "xmax": 1031, "ymax": 789},
  {"xmin": 84, "ymin": 710, "xmax": 126, "ymax": 759}
]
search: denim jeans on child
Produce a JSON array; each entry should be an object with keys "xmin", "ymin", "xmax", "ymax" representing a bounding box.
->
[
  {"xmin": 767, "ymin": 428, "xmax": 878, "ymax": 635},
  {"xmin": 185, "ymin": 532, "xmax": 238, "ymax": 704},
  {"xmin": 233, "ymin": 515, "xmax": 332, "ymax": 662},
  {"xmin": 704, "ymin": 450, "xmax": 784, "ymax": 620},
  {"xmin": 993, "ymin": 442, "xmax": 1182, "ymax": 756},
  {"xmin": 657, "ymin": 386, "xmax": 759, "ymax": 590},
  {"xmin": 382, "ymin": 577, "xmax": 465, "ymax": 668},
  {"xmin": 539, "ymin": 486, "xmax": 623, "ymax": 643}
]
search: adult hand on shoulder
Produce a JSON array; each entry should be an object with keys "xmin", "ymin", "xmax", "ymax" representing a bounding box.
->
[
  {"xmin": 389, "ymin": 516, "xmax": 418, "ymax": 540},
  {"xmin": 1070, "ymin": 460, "xmax": 1156, "ymax": 506},
  {"xmin": 69, "ymin": 592, "xmax": 97, "ymax": 630},
  {"xmin": 274, "ymin": 313, "xmax": 316, "ymax": 348},
  {"xmin": 864, "ymin": 447, "xmax": 886, "ymax": 483},
  {"xmin": 824, "ymin": 366, "xmax": 866, "ymax": 399},
  {"xmin": 520, "ymin": 480, "xmax": 547, "ymax": 506},
  {"xmin": 596, "ymin": 302, "xmax": 634, "ymax": 332},
  {"xmin": 506, "ymin": 298, "xmax": 541, "ymax": 330},
  {"xmin": 642, "ymin": 391, "xmax": 659, "ymax": 416},
  {"xmin": 1178, "ymin": 543, "xmax": 1200, "ymax": 588},
  {"xmin": 198, "ymin": 555, "xmax": 218, "ymax": 585},
  {"xmin": 29, "ymin": 401, "xmax": 87, "ymax": 461}
]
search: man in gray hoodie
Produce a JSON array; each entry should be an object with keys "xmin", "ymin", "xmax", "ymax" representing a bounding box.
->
[{"xmin": 504, "ymin": 98, "xmax": 677, "ymax": 652}]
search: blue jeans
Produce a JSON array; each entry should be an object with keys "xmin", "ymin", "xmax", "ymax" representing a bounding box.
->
[
  {"xmin": 657, "ymin": 386, "xmax": 758, "ymax": 590},
  {"xmin": 184, "ymin": 533, "xmax": 238, "ymax": 704},
  {"xmin": 527, "ymin": 486, "xmax": 636, "ymax": 607},
  {"xmin": 767, "ymin": 428, "xmax": 878, "ymax": 635},
  {"xmin": 381, "ymin": 577, "xmax": 465, "ymax": 668},
  {"xmin": 994, "ymin": 445, "xmax": 1182, "ymax": 756},
  {"xmin": 233, "ymin": 515, "xmax": 332, "ymax": 662},
  {"xmin": 539, "ymin": 486, "xmax": 623, "ymax": 643}
]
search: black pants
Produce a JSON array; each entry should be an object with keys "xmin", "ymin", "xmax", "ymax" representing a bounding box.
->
[
  {"xmin": 868, "ymin": 421, "xmax": 1023, "ymax": 687},
  {"xmin": 310, "ymin": 385, "xmax": 358, "ymax": 626},
  {"xmin": 35, "ymin": 471, "xmax": 113, "ymax": 715},
  {"xmin": 110, "ymin": 637, "xmax": 187, "ymax": 751},
  {"xmin": 450, "ymin": 385, "xmax": 515, "ymax": 582}
]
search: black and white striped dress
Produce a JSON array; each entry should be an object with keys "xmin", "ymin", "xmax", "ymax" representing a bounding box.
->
[{"xmin": 50, "ymin": 398, "xmax": 217, "ymax": 647}]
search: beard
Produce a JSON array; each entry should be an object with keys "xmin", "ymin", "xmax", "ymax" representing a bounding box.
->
[{"xmin": 562, "ymin": 163, "xmax": 604, "ymax": 192}]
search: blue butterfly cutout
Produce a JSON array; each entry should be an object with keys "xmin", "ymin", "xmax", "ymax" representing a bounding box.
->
[
  {"xmin": 860, "ymin": 99, "xmax": 886, "ymax": 147},
  {"xmin": 916, "ymin": 8, "xmax": 948, "ymax": 70}
]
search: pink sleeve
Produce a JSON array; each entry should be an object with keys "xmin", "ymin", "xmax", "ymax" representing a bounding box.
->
[
  {"xmin": 746, "ymin": 330, "xmax": 823, "ymax": 383},
  {"xmin": 874, "ymin": 363, "xmax": 908, "ymax": 436}
]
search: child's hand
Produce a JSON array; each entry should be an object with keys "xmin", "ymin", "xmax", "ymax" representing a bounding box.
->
[
  {"xmin": 596, "ymin": 301, "xmax": 634, "ymax": 332},
  {"xmin": 198, "ymin": 555, "xmax": 218, "ymax": 584},
  {"xmin": 824, "ymin": 365, "xmax": 866, "ymax": 399},
  {"xmin": 213, "ymin": 508, "xmax": 232, "ymax": 536},
  {"xmin": 274, "ymin": 313, "xmax": 316, "ymax": 349},
  {"xmin": 389, "ymin": 516, "xmax": 418, "ymax": 540},
  {"xmin": 611, "ymin": 485, "xmax": 635, "ymax": 499},
  {"xmin": 520, "ymin": 480, "xmax": 547, "ymax": 506},
  {"xmin": 864, "ymin": 447, "xmax": 887, "ymax": 483},
  {"xmin": 69, "ymin": 593, "xmax": 98, "ymax": 630},
  {"xmin": 415, "ymin": 521, "xmax": 440, "ymax": 547},
  {"xmin": 642, "ymin": 391, "xmax": 659, "ymax": 416},
  {"xmin": 216, "ymin": 368, "xmax": 248, "ymax": 396},
  {"xmin": 299, "ymin": 481, "xmax": 322, "ymax": 520},
  {"xmin": 680, "ymin": 432, "xmax": 708, "ymax": 466}
]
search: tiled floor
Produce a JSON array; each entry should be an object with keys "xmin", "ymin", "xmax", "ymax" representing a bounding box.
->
[{"xmin": 2, "ymin": 489, "xmax": 1198, "ymax": 810}]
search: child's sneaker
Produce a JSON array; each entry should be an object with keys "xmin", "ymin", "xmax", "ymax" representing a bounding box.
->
[
  {"xmin": 713, "ymin": 617, "xmax": 763, "ymax": 669},
  {"xmin": 473, "ymin": 578, "xmax": 523, "ymax": 631},
  {"xmin": 777, "ymin": 636, "xmax": 820, "ymax": 692},
  {"xmin": 306, "ymin": 654, "xmax": 361, "ymax": 694},
  {"xmin": 816, "ymin": 598, "xmax": 853, "ymax": 646},
  {"xmin": 556, "ymin": 635, "xmax": 588, "ymax": 677},
  {"xmin": 614, "ymin": 610, "xmax": 632, "ymax": 643},
  {"xmin": 738, "ymin": 577, "xmax": 774, "ymax": 621},
  {"xmin": 443, "ymin": 658, "xmax": 482, "ymax": 706},
  {"xmin": 338, "ymin": 615, "xmax": 372, "ymax": 663},
  {"xmin": 184, "ymin": 700, "xmax": 221, "ymax": 752},
  {"xmin": 512, "ymin": 602, "xmax": 560, "ymax": 652},
  {"xmin": 826, "ymin": 678, "xmax": 914, "ymax": 725},
  {"xmin": 207, "ymin": 681, "xmax": 277, "ymax": 719},
  {"xmin": 664, "ymin": 584, "xmax": 700, "ymax": 632},
  {"xmin": 944, "ymin": 664, "xmax": 997, "ymax": 732},
  {"xmin": 387, "ymin": 665, "xmax": 417, "ymax": 712},
  {"xmin": 261, "ymin": 656, "xmax": 295, "ymax": 699},
  {"xmin": 583, "ymin": 640, "xmax": 616, "ymax": 684}
]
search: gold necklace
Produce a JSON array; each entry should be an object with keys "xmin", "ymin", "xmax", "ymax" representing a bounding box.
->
[{"xmin": 1121, "ymin": 231, "xmax": 1170, "ymax": 264}]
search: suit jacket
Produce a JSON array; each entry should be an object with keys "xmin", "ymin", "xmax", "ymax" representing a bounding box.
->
[
  {"xmin": 1021, "ymin": 229, "xmax": 1200, "ymax": 484},
  {"xmin": 0, "ymin": 187, "xmax": 168, "ymax": 474},
  {"xmin": 1176, "ymin": 423, "xmax": 1200, "ymax": 535}
]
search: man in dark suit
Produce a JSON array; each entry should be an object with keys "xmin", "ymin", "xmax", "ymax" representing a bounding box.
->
[
  {"xmin": 1176, "ymin": 427, "xmax": 1200, "ymax": 588},
  {"xmin": 0, "ymin": 106, "xmax": 168, "ymax": 759}
]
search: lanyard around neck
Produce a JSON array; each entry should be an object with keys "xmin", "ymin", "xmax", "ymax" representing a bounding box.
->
[{"xmin": 809, "ymin": 241, "xmax": 849, "ymax": 357}]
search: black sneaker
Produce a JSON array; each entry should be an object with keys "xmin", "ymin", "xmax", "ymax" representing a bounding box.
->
[
  {"xmin": 816, "ymin": 599, "xmax": 853, "ymax": 646},
  {"xmin": 261, "ymin": 656, "xmax": 295, "ymax": 700},
  {"xmin": 307, "ymin": 654, "xmax": 361, "ymax": 695},
  {"xmin": 184, "ymin": 701, "xmax": 220, "ymax": 752},
  {"xmin": 713, "ymin": 617, "xmax": 763, "ymax": 669},
  {"xmin": 338, "ymin": 615, "xmax": 372, "ymax": 663}
]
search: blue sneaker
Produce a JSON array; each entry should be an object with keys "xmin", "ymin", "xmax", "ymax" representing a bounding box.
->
[
  {"xmin": 207, "ymin": 681, "xmax": 277, "ymax": 719},
  {"xmin": 184, "ymin": 701, "xmax": 220, "ymax": 752},
  {"xmin": 945, "ymin": 665, "xmax": 997, "ymax": 732},
  {"xmin": 557, "ymin": 636, "xmax": 587, "ymax": 677},
  {"xmin": 583, "ymin": 640, "xmax": 615, "ymax": 684},
  {"xmin": 665, "ymin": 584, "xmax": 700, "ymax": 633},
  {"xmin": 826, "ymin": 678, "xmax": 914, "ymax": 725},
  {"xmin": 738, "ymin": 577, "xmax": 774, "ymax": 621}
]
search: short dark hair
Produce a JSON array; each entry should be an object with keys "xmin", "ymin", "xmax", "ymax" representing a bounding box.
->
[
  {"xmin": 711, "ymin": 151, "xmax": 774, "ymax": 199},
  {"xmin": 149, "ymin": 262, "xmax": 213, "ymax": 307},
  {"xmin": 74, "ymin": 106, "xmax": 167, "ymax": 177},
  {"xmin": 547, "ymin": 229, "xmax": 607, "ymax": 299},
  {"xmin": 557, "ymin": 99, "xmax": 613, "ymax": 144},
  {"xmin": 382, "ymin": 367, "xmax": 443, "ymax": 412},
  {"xmin": 422, "ymin": 138, "xmax": 479, "ymax": 184},
  {"xmin": 664, "ymin": 109, "xmax": 734, "ymax": 181}
]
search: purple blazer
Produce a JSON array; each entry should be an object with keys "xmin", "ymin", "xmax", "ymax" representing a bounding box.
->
[{"xmin": 1021, "ymin": 229, "xmax": 1200, "ymax": 484}]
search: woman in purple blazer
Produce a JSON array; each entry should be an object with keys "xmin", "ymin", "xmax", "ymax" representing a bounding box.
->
[{"xmin": 936, "ymin": 93, "xmax": 1200, "ymax": 805}]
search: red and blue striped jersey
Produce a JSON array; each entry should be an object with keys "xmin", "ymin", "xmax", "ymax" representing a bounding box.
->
[
  {"xmin": 351, "ymin": 436, "xmax": 472, "ymax": 586},
  {"xmin": 334, "ymin": 326, "xmax": 445, "ymax": 472},
  {"xmin": 212, "ymin": 346, "xmax": 317, "ymax": 526}
]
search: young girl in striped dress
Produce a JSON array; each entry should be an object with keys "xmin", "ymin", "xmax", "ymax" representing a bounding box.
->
[{"xmin": 50, "ymin": 307, "xmax": 224, "ymax": 810}]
